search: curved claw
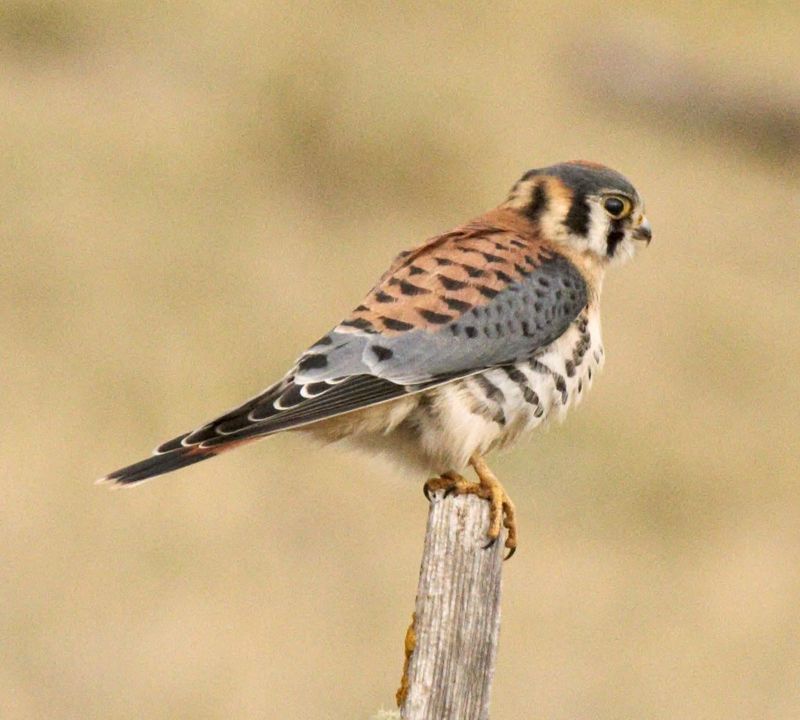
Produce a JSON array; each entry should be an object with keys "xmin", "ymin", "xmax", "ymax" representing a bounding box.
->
[
  {"xmin": 483, "ymin": 535, "xmax": 516, "ymax": 560},
  {"xmin": 423, "ymin": 463, "xmax": 519, "ymax": 559}
]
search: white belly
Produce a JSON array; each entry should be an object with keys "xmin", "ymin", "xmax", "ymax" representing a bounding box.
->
[
  {"xmin": 408, "ymin": 307, "xmax": 605, "ymax": 473},
  {"xmin": 305, "ymin": 308, "xmax": 605, "ymax": 477}
]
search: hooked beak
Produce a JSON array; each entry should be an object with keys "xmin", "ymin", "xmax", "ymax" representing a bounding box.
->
[{"xmin": 634, "ymin": 216, "xmax": 652, "ymax": 245}]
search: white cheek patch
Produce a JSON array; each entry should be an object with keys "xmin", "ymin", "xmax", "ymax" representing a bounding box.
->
[
  {"xmin": 606, "ymin": 235, "xmax": 640, "ymax": 266},
  {"xmin": 586, "ymin": 202, "xmax": 612, "ymax": 256},
  {"xmin": 538, "ymin": 192, "xmax": 571, "ymax": 243}
]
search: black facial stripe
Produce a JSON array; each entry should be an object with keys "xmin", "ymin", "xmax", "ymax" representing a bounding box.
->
[
  {"xmin": 606, "ymin": 219, "xmax": 625, "ymax": 257},
  {"xmin": 524, "ymin": 182, "xmax": 549, "ymax": 222},
  {"xmin": 564, "ymin": 191, "xmax": 591, "ymax": 236}
]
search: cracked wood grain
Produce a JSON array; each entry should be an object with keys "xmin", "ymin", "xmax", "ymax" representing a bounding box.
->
[{"xmin": 399, "ymin": 490, "xmax": 506, "ymax": 720}]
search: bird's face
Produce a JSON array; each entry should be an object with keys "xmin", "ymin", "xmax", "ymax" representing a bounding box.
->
[{"xmin": 505, "ymin": 161, "xmax": 651, "ymax": 266}]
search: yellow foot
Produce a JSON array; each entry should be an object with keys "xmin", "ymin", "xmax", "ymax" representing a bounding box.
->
[
  {"xmin": 423, "ymin": 470, "xmax": 471, "ymax": 500},
  {"xmin": 423, "ymin": 457, "xmax": 518, "ymax": 559},
  {"xmin": 469, "ymin": 454, "xmax": 517, "ymax": 559},
  {"xmin": 395, "ymin": 612, "xmax": 416, "ymax": 708}
]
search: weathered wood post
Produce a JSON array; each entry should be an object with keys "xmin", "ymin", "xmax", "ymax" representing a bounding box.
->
[{"xmin": 397, "ymin": 490, "xmax": 506, "ymax": 720}]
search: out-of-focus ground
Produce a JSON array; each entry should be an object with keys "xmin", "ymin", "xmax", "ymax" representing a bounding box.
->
[{"xmin": 2, "ymin": 2, "xmax": 799, "ymax": 718}]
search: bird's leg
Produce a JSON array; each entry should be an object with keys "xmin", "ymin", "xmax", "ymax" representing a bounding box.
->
[
  {"xmin": 468, "ymin": 453, "xmax": 517, "ymax": 559},
  {"xmin": 423, "ymin": 457, "xmax": 517, "ymax": 559}
]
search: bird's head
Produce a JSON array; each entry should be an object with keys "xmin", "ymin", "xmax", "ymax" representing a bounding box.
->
[{"xmin": 504, "ymin": 160, "xmax": 651, "ymax": 265}]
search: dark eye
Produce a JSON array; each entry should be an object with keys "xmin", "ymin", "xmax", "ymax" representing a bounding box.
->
[{"xmin": 603, "ymin": 195, "xmax": 632, "ymax": 219}]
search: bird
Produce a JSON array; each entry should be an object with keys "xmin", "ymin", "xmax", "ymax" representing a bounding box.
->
[{"xmin": 100, "ymin": 160, "xmax": 651, "ymax": 557}]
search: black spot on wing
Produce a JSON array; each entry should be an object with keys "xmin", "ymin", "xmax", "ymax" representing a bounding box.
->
[
  {"xmin": 381, "ymin": 317, "xmax": 414, "ymax": 332},
  {"xmin": 242, "ymin": 375, "xmax": 400, "ymax": 425},
  {"xmin": 439, "ymin": 275, "xmax": 467, "ymax": 291},
  {"xmin": 371, "ymin": 345, "xmax": 394, "ymax": 361},
  {"xmin": 339, "ymin": 318, "xmax": 376, "ymax": 331},
  {"xmin": 390, "ymin": 278, "xmax": 430, "ymax": 296},
  {"xmin": 275, "ymin": 383, "xmax": 305, "ymax": 408},
  {"xmin": 304, "ymin": 381, "xmax": 332, "ymax": 397},
  {"xmin": 443, "ymin": 297, "xmax": 472, "ymax": 313},
  {"xmin": 297, "ymin": 353, "xmax": 328, "ymax": 372},
  {"xmin": 459, "ymin": 263, "xmax": 485, "ymax": 277},
  {"xmin": 418, "ymin": 309, "xmax": 453, "ymax": 324},
  {"xmin": 375, "ymin": 290, "xmax": 396, "ymax": 303}
]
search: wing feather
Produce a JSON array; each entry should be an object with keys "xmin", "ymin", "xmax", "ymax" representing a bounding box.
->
[{"xmin": 101, "ymin": 214, "xmax": 589, "ymax": 485}]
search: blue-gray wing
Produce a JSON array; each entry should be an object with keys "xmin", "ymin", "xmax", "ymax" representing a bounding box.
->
[
  {"xmin": 168, "ymin": 253, "xmax": 588, "ymax": 447},
  {"xmin": 102, "ymin": 250, "xmax": 589, "ymax": 484}
]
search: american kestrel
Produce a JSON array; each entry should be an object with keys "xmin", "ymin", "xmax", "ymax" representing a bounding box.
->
[{"xmin": 101, "ymin": 161, "xmax": 651, "ymax": 557}]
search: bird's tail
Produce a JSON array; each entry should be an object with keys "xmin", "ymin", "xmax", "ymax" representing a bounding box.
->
[
  {"xmin": 98, "ymin": 371, "xmax": 419, "ymax": 487},
  {"xmin": 96, "ymin": 435, "xmax": 258, "ymax": 487}
]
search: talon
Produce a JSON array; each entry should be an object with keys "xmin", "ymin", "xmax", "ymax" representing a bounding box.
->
[
  {"xmin": 422, "ymin": 459, "xmax": 519, "ymax": 558},
  {"xmin": 469, "ymin": 453, "xmax": 519, "ymax": 559}
]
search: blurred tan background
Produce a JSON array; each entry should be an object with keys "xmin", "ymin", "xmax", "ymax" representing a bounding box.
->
[{"xmin": 2, "ymin": 2, "xmax": 799, "ymax": 718}]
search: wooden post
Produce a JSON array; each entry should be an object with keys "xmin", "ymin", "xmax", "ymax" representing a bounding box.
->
[{"xmin": 398, "ymin": 490, "xmax": 506, "ymax": 720}]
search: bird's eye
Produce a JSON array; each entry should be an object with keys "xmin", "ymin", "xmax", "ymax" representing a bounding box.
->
[{"xmin": 603, "ymin": 195, "xmax": 632, "ymax": 219}]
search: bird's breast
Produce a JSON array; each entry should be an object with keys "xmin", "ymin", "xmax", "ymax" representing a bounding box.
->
[{"xmin": 411, "ymin": 306, "xmax": 605, "ymax": 471}]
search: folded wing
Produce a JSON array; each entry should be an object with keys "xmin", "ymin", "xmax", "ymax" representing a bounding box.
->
[{"xmin": 101, "ymin": 219, "xmax": 588, "ymax": 485}]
